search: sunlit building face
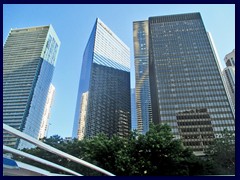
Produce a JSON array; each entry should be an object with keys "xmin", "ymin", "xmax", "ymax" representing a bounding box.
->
[{"xmin": 3, "ymin": 25, "xmax": 60, "ymax": 149}]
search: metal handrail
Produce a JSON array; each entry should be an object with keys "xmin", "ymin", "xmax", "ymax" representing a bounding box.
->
[
  {"xmin": 3, "ymin": 145, "xmax": 82, "ymax": 176},
  {"xmin": 3, "ymin": 123, "xmax": 115, "ymax": 176}
]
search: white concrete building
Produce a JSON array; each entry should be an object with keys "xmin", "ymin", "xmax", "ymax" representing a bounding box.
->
[{"xmin": 222, "ymin": 49, "xmax": 235, "ymax": 112}]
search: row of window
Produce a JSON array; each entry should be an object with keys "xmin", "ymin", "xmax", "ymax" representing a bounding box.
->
[
  {"xmin": 180, "ymin": 127, "xmax": 213, "ymax": 132},
  {"xmin": 159, "ymin": 101, "xmax": 230, "ymax": 110},
  {"xmin": 159, "ymin": 94, "xmax": 227, "ymax": 102},
  {"xmin": 183, "ymin": 141, "xmax": 212, "ymax": 147}
]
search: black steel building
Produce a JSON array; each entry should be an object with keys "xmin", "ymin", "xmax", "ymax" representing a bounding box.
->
[{"xmin": 139, "ymin": 12, "xmax": 234, "ymax": 153}]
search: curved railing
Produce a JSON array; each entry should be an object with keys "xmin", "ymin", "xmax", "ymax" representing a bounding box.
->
[{"xmin": 3, "ymin": 123, "xmax": 115, "ymax": 176}]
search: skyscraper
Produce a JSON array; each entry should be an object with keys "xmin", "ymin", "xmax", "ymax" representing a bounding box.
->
[
  {"xmin": 38, "ymin": 84, "xmax": 56, "ymax": 139},
  {"xmin": 3, "ymin": 25, "xmax": 60, "ymax": 149},
  {"xmin": 72, "ymin": 18, "xmax": 131, "ymax": 139},
  {"xmin": 222, "ymin": 49, "xmax": 235, "ymax": 112},
  {"xmin": 133, "ymin": 21, "xmax": 152, "ymax": 134},
  {"xmin": 77, "ymin": 92, "xmax": 88, "ymax": 140},
  {"xmin": 135, "ymin": 13, "xmax": 235, "ymax": 153},
  {"xmin": 131, "ymin": 88, "xmax": 137, "ymax": 131},
  {"xmin": 224, "ymin": 49, "xmax": 235, "ymax": 67}
]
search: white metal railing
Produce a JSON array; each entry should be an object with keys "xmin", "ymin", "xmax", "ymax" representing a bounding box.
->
[
  {"xmin": 3, "ymin": 123, "xmax": 115, "ymax": 176},
  {"xmin": 3, "ymin": 145, "xmax": 82, "ymax": 176}
]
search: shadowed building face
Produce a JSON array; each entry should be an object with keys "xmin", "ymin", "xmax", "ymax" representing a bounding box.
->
[{"xmin": 135, "ymin": 13, "xmax": 235, "ymax": 153}]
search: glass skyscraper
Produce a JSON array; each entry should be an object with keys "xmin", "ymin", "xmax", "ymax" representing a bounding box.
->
[
  {"xmin": 3, "ymin": 25, "xmax": 60, "ymax": 149},
  {"xmin": 38, "ymin": 83, "xmax": 56, "ymax": 139},
  {"xmin": 133, "ymin": 21, "xmax": 152, "ymax": 134},
  {"xmin": 72, "ymin": 18, "xmax": 131, "ymax": 139},
  {"xmin": 135, "ymin": 12, "xmax": 235, "ymax": 153},
  {"xmin": 131, "ymin": 88, "xmax": 137, "ymax": 131}
]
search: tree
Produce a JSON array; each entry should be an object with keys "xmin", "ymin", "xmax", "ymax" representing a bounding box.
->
[
  {"xmin": 115, "ymin": 123, "xmax": 212, "ymax": 176},
  {"xmin": 204, "ymin": 129, "xmax": 235, "ymax": 175},
  {"xmin": 40, "ymin": 135, "xmax": 64, "ymax": 146},
  {"xmin": 15, "ymin": 124, "xmax": 215, "ymax": 176}
]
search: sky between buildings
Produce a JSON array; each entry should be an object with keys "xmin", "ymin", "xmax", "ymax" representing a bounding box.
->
[{"xmin": 3, "ymin": 4, "xmax": 235, "ymax": 138}]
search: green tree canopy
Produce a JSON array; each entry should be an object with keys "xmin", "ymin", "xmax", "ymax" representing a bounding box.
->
[
  {"xmin": 15, "ymin": 124, "xmax": 218, "ymax": 176},
  {"xmin": 204, "ymin": 128, "xmax": 235, "ymax": 175}
]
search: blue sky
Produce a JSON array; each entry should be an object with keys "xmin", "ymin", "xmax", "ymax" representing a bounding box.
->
[{"xmin": 3, "ymin": 4, "xmax": 235, "ymax": 138}]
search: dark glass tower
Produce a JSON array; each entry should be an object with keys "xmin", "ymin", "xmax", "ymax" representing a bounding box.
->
[
  {"xmin": 3, "ymin": 25, "xmax": 60, "ymax": 149},
  {"xmin": 136, "ymin": 12, "xmax": 235, "ymax": 153},
  {"xmin": 72, "ymin": 18, "xmax": 131, "ymax": 139}
]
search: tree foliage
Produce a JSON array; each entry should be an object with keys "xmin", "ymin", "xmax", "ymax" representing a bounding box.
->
[
  {"xmin": 14, "ymin": 124, "xmax": 224, "ymax": 176},
  {"xmin": 204, "ymin": 128, "xmax": 235, "ymax": 175}
]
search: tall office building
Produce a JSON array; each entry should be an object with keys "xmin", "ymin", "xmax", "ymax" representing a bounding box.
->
[
  {"xmin": 38, "ymin": 84, "xmax": 56, "ymax": 139},
  {"xmin": 72, "ymin": 18, "xmax": 131, "ymax": 139},
  {"xmin": 224, "ymin": 49, "xmax": 235, "ymax": 67},
  {"xmin": 134, "ymin": 13, "xmax": 235, "ymax": 153},
  {"xmin": 77, "ymin": 92, "xmax": 88, "ymax": 140},
  {"xmin": 131, "ymin": 88, "xmax": 137, "ymax": 131},
  {"xmin": 133, "ymin": 21, "xmax": 152, "ymax": 134},
  {"xmin": 3, "ymin": 25, "xmax": 60, "ymax": 149},
  {"xmin": 222, "ymin": 49, "xmax": 235, "ymax": 111}
]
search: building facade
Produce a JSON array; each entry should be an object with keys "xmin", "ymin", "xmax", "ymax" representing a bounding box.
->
[
  {"xmin": 131, "ymin": 88, "xmax": 137, "ymax": 131},
  {"xmin": 134, "ymin": 13, "xmax": 235, "ymax": 153},
  {"xmin": 133, "ymin": 21, "xmax": 152, "ymax": 134},
  {"xmin": 224, "ymin": 49, "xmax": 235, "ymax": 67},
  {"xmin": 77, "ymin": 92, "xmax": 88, "ymax": 140},
  {"xmin": 72, "ymin": 18, "xmax": 131, "ymax": 139},
  {"xmin": 222, "ymin": 67, "xmax": 235, "ymax": 111},
  {"xmin": 222, "ymin": 49, "xmax": 235, "ymax": 111},
  {"xmin": 38, "ymin": 84, "xmax": 55, "ymax": 139},
  {"xmin": 3, "ymin": 25, "xmax": 60, "ymax": 149}
]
